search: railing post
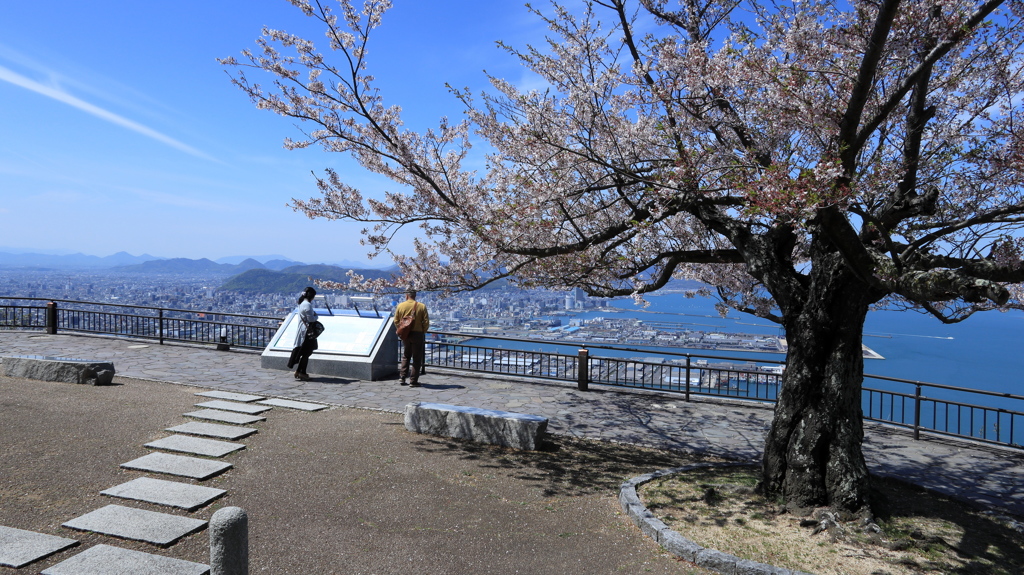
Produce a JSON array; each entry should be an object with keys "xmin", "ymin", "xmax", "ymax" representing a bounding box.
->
[
  {"xmin": 210, "ymin": 507, "xmax": 248, "ymax": 575},
  {"xmin": 913, "ymin": 385, "xmax": 922, "ymax": 441},
  {"xmin": 158, "ymin": 309, "xmax": 165, "ymax": 345},
  {"xmin": 577, "ymin": 348, "xmax": 589, "ymax": 391},
  {"xmin": 217, "ymin": 326, "xmax": 231, "ymax": 351},
  {"xmin": 685, "ymin": 354, "xmax": 691, "ymax": 402},
  {"xmin": 45, "ymin": 301, "xmax": 58, "ymax": 334}
]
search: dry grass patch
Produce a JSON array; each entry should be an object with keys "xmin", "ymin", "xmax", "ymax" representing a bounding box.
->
[{"xmin": 641, "ymin": 466, "xmax": 1024, "ymax": 575}]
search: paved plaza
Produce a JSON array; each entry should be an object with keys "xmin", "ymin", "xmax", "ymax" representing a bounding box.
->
[
  {"xmin": 3, "ymin": 331, "xmax": 1022, "ymax": 516},
  {"xmin": 1, "ymin": 331, "xmax": 1022, "ymax": 573}
]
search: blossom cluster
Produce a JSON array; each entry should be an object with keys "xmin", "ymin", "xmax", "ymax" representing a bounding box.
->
[{"xmin": 222, "ymin": 0, "xmax": 1024, "ymax": 321}]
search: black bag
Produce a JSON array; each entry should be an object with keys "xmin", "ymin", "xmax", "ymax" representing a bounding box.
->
[
  {"xmin": 306, "ymin": 320, "xmax": 325, "ymax": 339},
  {"xmin": 287, "ymin": 346, "xmax": 303, "ymax": 368}
]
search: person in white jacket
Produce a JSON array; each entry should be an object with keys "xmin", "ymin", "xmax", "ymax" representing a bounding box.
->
[{"xmin": 291, "ymin": 286, "xmax": 318, "ymax": 380}]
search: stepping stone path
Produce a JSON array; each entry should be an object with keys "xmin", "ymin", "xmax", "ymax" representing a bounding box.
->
[
  {"xmin": 184, "ymin": 409, "xmax": 266, "ymax": 425},
  {"xmin": 101, "ymin": 477, "xmax": 225, "ymax": 511},
  {"xmin": 258, "ymin": 398, "xmax": 329, "ymax": 411},
  {"xmin": 41, "ymin": 544, "xmax": 208, "ymax": 575},
  {"xmin": 121, "ymin": 452, "xmax": 233, "ymax": 481},
  {"xmin": 63, "ymin": 505, "xmax": 207, "ymax": 546},
  {"xmin": 3, "ymin": 391, "xmax": 330, "ymax": 572},
  {"xmin": 0, "ymin": 526, "xmax": 78, "ymax": 568},
  {"xmin": 145, "ymin": 435, "xmax": 246, "ymax": 458},
  {"xmin": 194, "ymin": 400, "xmax": 273, "ymax": 415},
  {"xmin": 195, "ymin": 390, "xmax": 266, "ymax": 402},
  {"xmin": 167, "ymin": 421, "xmax": 257, "ymax": 440}
]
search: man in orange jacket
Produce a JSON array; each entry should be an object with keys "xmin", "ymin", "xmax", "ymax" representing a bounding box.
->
[{"xmin": 394, "ymin": 289, "xmax": 430, "ymax": 386}]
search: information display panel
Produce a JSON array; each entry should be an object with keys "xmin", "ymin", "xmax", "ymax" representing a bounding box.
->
[{"xmin": 268, "ymin": 308, "xmax": 391, "ymax": 357}]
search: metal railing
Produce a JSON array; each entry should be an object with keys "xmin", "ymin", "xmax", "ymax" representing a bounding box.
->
[
  {"xmin": 2, "ymin": 298, "xmax": 1021, "ymax": 450},
  {"xmin": 424, "ymin": 331, "xmax": 1024, "ymax": 450},
  {"xmin": 0, "ymin": 298, "xmax": 281, "ymax": 350}
]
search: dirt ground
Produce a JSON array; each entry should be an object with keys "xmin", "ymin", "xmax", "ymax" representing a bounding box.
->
[{"xmin": 0, "ymin": 374, "xmax": 724, "ymax": 574}]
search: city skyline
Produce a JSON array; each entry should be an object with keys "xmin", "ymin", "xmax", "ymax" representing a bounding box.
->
[{"xmin": 0, "ymin": 1, "xmax": 546, "ymax": 264}]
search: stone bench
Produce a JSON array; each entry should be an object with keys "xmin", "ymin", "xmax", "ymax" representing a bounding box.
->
[
  {"xmin": 1, "ymin": 355, "xmax": 115, "ymax": 386},
  {"xmin": 404, "ymin": 402, "xmax": 548, "ymax": 450}
]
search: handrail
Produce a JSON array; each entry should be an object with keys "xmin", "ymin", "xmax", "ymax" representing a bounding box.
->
[
  {"xmin": 0, "ymin": 296, "xmax": 282, "ymax": 321},
  {"xmin": 2, "ymin": 297, "xmax": 1021, "ymax": 449},
  {"xmin": 0, "ymin": 298, "xmax": 281, "ymax": 351},
  {"xmin": 430, "ymin": 329, "xmax": 787, "ymax": 365},
  {"xmin": 865, "ymin": 373, "xmax": 1024, "ymax": 402}
]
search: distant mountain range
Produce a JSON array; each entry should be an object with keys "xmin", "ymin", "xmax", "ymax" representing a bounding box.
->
[
  {"xmin": 0, "ymin": 251, "xmax": 160, "ymax": 270},
  {"xmin": 0, "ymin": 250, "xmax": 383, "ymax": 271}
]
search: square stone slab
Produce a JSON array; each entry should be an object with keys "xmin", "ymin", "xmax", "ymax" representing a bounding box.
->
[
  {"xmin": 101, "ymin": 477, "xmax": 226, "ymax": 511},
  {"xmin": 121, "ymin": 452, "xmax": 232, "ymax": 480},
  {"xmin": 167, "ymin": 421, "xmax": 256, "ymax": 440},
  {"xmin": 145, "ymin": 435, "xmax": 245, "ymax": 458},
  {"xmin": 184, "ymin": 409, "xmax": 266, "ymax": 425},
  {"xmin": 62, "ymin": 505, "xmax": 206, "ymax": 546},
  {"xmin": 257, "ymin": 398, "xmax": 328, "ymax": 411},
  {"xmin": 41, "ymin": 544, "xmax": 209, "ymax": 575},
  {"xmin": 195, "ymin": 390, "xmax": 265, "ymax": 402},
  {"xmin": 0, "ymin": 525, "xmax": 78, "ymax": 568},
  {"xmin": 194, "ymin": 400, "xmax": 272, "ymax": 414}
]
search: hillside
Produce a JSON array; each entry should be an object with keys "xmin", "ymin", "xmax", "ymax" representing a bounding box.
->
[{"xmin": 220, "ymin": 265, "xmax": 397, "ymax": 293}]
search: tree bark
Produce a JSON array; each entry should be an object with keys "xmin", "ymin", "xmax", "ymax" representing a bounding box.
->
[{"xmin": 760, "ymin": 254, "xmax": 873, "ymax": 514}]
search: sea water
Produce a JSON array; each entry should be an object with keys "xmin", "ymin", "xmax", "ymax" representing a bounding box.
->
[{"xmin": 470, "ymin": 292, "xmax": 1024, "ymax": 415}]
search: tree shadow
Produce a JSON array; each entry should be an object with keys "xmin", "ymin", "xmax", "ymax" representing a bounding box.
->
[
  {"xmin": 410, "ymin": 432, "xmax": 724, "ymax": 497},
  {"xmin": 868, "ymin": 475, "xmax": 1024, "ymax": 574}
]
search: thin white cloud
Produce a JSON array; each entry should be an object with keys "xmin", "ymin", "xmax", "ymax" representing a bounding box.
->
[
  {"xmin": 120, "ymin": 187, "xmax": 238, "ymax": 213},
  {"xmin": 0, "ymin": 64, "xmax": 218, "ymax": 162}
]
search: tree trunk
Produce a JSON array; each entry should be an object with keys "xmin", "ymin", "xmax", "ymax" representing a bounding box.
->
[{"xmin": 761, "ymin": 260, "xmax": 873, "ymax": 514}]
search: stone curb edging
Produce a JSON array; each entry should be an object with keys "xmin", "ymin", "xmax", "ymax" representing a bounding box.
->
[{"xmin": 619, "ymin": 463, "xmax": 814, "ymax": 575}]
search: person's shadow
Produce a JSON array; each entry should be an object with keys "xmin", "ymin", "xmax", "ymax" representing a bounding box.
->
[
  {"xmin": 305, "ymin": 376, "xmax": 358, "ymax": 385},
  {"xmin": 415, "ymin": 383, "xmax": 465, "ymax": 390}
]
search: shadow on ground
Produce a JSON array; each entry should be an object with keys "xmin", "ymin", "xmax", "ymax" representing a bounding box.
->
[{"xmin": 411, "ymin": 432, "xmax": 725, "ymax": 497}]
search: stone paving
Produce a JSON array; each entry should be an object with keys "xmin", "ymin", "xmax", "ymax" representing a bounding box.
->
[
  {"xmin": 0, "ymin": 348, "xmax": 333, "ymax": 573},
  {"xmin": 2, "ymin": 331, "xmax": 1022, "ymax": 523}
]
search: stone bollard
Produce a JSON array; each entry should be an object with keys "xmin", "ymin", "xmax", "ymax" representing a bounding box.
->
[
  {"xmin": 210, "ymin": 507, "xmax": 248, "ymax": 575},
  {"xmin": 577, "ymin": 348, "xmax": 589, "ymax": 391}
]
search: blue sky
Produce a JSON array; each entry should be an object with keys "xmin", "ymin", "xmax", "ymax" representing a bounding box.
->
[{"xmin": 0, "ymin": 0, "xmax": 543, "ymax": 266}]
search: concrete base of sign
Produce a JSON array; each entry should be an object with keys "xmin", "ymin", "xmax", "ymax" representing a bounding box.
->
[{"xmin": 260, "ymin": 352, "xmax": 398, "ymax": 381}]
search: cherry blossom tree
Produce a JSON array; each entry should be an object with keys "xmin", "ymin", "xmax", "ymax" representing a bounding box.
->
[{"xmin": 222, "ymin": 0, "xmax": 1024, "ymax": 514}]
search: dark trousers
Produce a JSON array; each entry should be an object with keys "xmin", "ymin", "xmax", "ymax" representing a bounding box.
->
[
  {"xmin": 400, "ymin": 331, "xmax": 426, "ymax": 383},
  {"xmin": 296, "ymin": 337, "xmax": 317, "ymax": 374}
]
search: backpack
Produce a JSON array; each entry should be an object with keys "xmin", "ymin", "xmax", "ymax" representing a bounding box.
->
[{"xmin": 396, "ymin": 303, "xmax": 419, "ymax": 341}]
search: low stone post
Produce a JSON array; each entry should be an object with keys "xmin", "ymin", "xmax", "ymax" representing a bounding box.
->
[
  {"xmin": 216, "ymin": 326, "xmax": 231, "ymax": 351},
  {"xmin": 210, "ymin": 507, "xmax": 248, "ymax": 575},
  {"xmin": 577, "ymin": 348, "xmax": 589, "ymax": 391},
  {"xmin": 46, "ymin": 301, "xmax": 58, "ymax": 335}
]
